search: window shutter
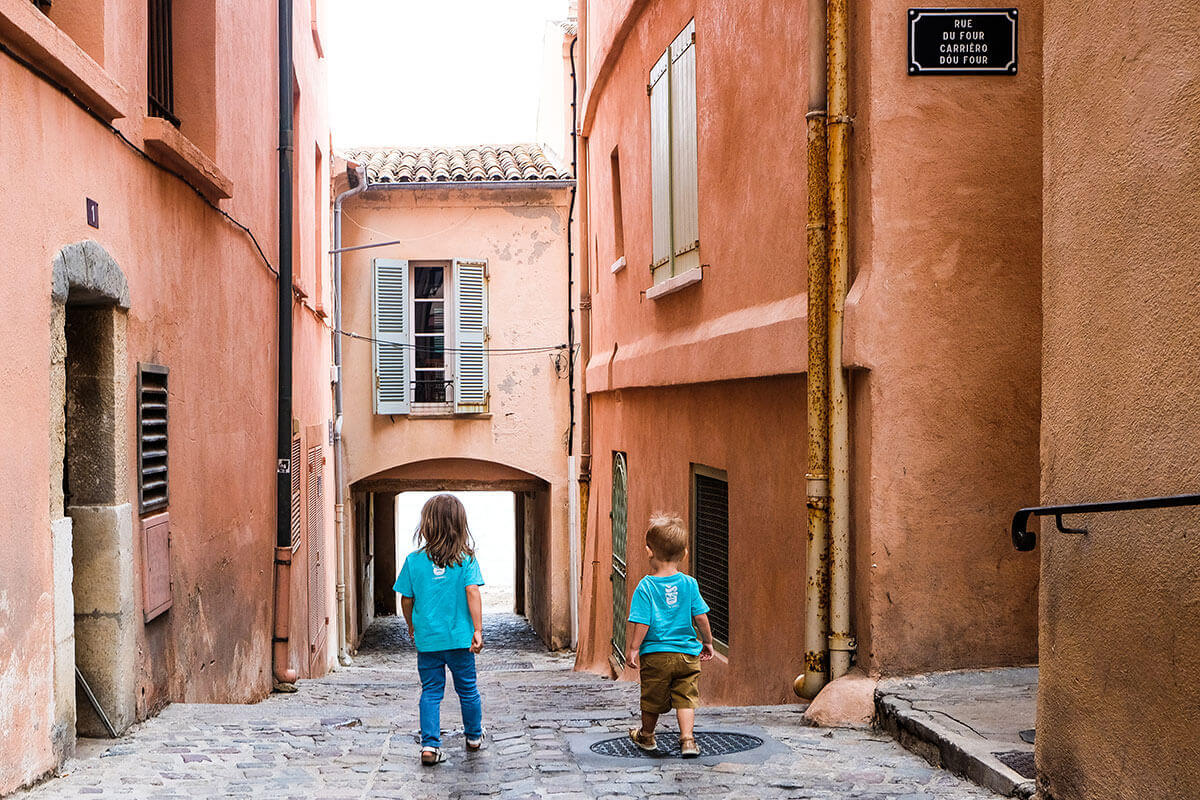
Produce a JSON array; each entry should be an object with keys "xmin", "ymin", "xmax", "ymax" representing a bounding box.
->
[
  {"xmin": 693, "ymin": 470, "xmax": 729, "ymax": 646},
  {"xmin": 137, "ymin": 363, "xmax": 169, "ymax": 514},
  {"xmin": 670, "ymin": 20, "xmax": 699, "ymax": 275},
  {"xmin": 453, "ymin": 259, "xmax": 489, "ymax": 413},
  {"xmin": 372, "ymin": 258, "xmax": 410, "ymax": 414},
  {"xmin": 649, "ymin": 50, "xmax": 672, "ymax": 284}
]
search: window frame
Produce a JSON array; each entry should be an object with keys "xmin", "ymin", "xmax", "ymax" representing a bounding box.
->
[{"xmin": 409, "ymin": 260, "xmax": 455, "ymax": 412}]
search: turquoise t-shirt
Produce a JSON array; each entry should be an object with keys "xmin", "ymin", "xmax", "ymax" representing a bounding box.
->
[
  {"xmin": 394, "ymin": 550, "xmax": 484, "ymax": 652},
  {"xmin": 627, "ymin": 573, "xmax": 710, "ymax": 655}
]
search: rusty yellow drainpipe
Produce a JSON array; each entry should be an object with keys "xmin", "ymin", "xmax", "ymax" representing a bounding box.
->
[
  {"xmin": 797, "ymin": 0, "xmax": 831, "ymax": 701},
  {"xmin": 826, "ymin": 0, "xmax": 855, "ymax": 680}
]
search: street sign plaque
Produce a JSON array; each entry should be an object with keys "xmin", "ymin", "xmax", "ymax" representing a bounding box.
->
[{"xmin": 908, "ymin": 8, "xmax": 1018, "ymax": 75}]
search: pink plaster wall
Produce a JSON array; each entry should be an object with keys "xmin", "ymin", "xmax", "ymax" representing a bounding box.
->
[
  {"xmin": 339, "ymin": 185, "xmax": 574, "ymax": 647},
  {"xmin": 1037, "ymin": 1, "xmax": 1200, "ymax": 797},
  {"xmin": 577, "ymin": 0, "xmax": 1040, "ymax": 701},
  {"xmin": 0, "ymin": 0, "xmax": 331, "ymax": 791}
]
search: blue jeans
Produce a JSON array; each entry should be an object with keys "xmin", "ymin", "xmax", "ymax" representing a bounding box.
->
[{"xmin": 417, "ymin": 649, "xmax": 483, "ymax": 748}]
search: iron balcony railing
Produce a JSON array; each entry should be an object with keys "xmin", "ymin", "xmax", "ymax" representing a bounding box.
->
[
  {"xmin": 1011, "ymin": 493, "xmax": 1200, "ymax": 551},
  {"xmin": 410, "ymin": 378, "xmax": 454, "ymax": 414}
]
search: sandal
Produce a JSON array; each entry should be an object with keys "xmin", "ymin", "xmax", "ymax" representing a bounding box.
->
[
  {"xmin": 629, "ymin": 727, "xmax": 657, "ymax": 752},
  {"xmin": 420, "ymin": 747, "xmax": 446, "ymax": 766},
  {"xmin": 466, "ymin": 728, "xmax": 486, "ymax": 752},
  {"xmin": 680, "ymin": 735, "xmax": 700, "ymax": 758}
]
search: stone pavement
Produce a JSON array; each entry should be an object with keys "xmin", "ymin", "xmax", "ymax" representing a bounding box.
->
[
  {"xmin": 876, "ymin": 668, "xmax": 1038, "ymax": 798},
  {"xmin": 19, "ymin": 615, "xmax": 1004, "ymax": 799}
]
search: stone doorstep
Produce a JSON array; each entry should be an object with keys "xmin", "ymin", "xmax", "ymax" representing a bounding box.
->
[{"xmin": 874, "ymin": 671, "xmax": 1038, "ymax": 799}]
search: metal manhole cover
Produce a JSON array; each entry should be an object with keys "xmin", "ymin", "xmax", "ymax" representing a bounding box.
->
[
  {"xmin": 590, "ymin": 731, "xmax": 764, "ymax": 759},
  {"xmin": 994, "ymin": 750, "xmax": 1036, "ymax": 779}
]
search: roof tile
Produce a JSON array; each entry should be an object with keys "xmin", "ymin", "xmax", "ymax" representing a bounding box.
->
[{"xmin": 342, "ymin": 144, "xmax": 570, "ymax": 184}]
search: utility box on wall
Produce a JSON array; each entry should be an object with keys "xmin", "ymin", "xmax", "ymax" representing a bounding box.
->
[{"xmin": 141, "ymin": 512, "xmax": 172, "ymax": 622}]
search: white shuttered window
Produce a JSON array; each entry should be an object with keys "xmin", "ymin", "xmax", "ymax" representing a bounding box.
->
[
  {"xmin": 453, "ymin": 259, "xmax": 489, "ymax": 413},
  {"xmin": 649, "ymin": 19, "xmax": 699, "ymax": 285},
  {"xmin": 372, "ymin": 258, "xmax": 410, "ymax": 414},
  {"xmin": 371, "ymin": 257, "xmax": 489, "ymax": 416}
]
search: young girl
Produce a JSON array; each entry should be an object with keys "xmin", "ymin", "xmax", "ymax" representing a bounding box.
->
[{"xmin": 393, "ymin": 494, "xmax": 486, "ymax": 765}]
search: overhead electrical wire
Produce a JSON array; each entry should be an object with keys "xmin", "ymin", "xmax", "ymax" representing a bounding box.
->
[
  {"xmin": 0, "ymin": 40, "xmax": 278, "ymax": 278},
  {"xmin": 331, "ymin": 326, "xmax": 571, "ymax": 357},
  {"xmin": 3, "ymin": 41, "xmax": 571, "ymax": 361}
]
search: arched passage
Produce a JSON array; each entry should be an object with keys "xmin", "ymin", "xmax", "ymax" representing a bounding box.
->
[{"xmin": 348, "ymin": 458, "xmax": 564, "ymax": 649}]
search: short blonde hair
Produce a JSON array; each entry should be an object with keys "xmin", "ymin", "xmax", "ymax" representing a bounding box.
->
[{"xmin": 646, "ymin": 514, "xmax": 688, "ymax": 562}]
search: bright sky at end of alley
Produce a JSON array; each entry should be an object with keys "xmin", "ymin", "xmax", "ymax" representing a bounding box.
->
[{"xmin": 326, "ymin": 0, "xmax": 569, "ymax": 148}]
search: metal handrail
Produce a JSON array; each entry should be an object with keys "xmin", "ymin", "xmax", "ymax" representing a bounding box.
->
[{"xmin": 1011, "ymin": 493, "xmax": 1200, "ymax": 551}]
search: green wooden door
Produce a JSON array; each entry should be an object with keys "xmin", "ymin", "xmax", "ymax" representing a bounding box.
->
[{"xmin": 610, "ymin": 452, "xmax": 629, "ymax": 665}]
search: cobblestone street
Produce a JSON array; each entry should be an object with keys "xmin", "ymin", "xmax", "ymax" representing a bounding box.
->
[{"xmin": 21, "ymin": 616, "xmax": 1002, "ymax": 799}]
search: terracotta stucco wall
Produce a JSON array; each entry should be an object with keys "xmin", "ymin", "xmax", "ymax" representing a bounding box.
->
[
  {"xmin": 846, "ymin": 0, "xmax": 1042, "ymax": 673},
  {"xmin": 580, "ymin": 379, "xmax": 807, "ymax": 705},
  {"xmin": 339, "ymin": 186, "xmax": 573, "ymax": 648},
  {"xmin": 578, "ymin": 0, "xmax": 1040, "ymax": 698},
  {"xmin": 0, "ymin": 1, "xmax": 330, "ymax": 791},
  {"xmin": 1037, "ymin": 1, "xmax": 1200, "ymax": 797}
]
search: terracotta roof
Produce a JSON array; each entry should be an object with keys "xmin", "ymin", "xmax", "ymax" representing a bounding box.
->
[{"xmin": 342, "ymin": 144, "xmax": 570, "ymax": 184}]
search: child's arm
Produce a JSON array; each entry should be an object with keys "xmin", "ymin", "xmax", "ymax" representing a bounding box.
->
[
  {"xmin": 693, "ymin": 614, "xmax": 716, "ymax": 661},
  {"xmin": 625, "ymin": 622, "xmax": 649, "ymax": 668},
  {"xmin": 401, "ymin": 596, "xmax": 415, "ymax": 634},
  {"xmin": 466, "ymin": 585, "xmax": 483, "ymax": 653}
]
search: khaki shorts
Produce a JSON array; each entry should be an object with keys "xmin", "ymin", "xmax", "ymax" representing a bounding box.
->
[{"xmin": 638, "ymin": 651, "xmax": 702, "ymax": 713}]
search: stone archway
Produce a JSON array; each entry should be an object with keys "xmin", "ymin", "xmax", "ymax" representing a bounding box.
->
[
  {"xmin": 349, "ymin": 458, "xmax": 566, "ymax": 650},
  {"xmin": 48, "ymin": 241, "xmax": 134, "ymax": 752}
]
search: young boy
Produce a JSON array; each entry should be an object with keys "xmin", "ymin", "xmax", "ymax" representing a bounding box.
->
[{"xmin": 625, "ymin": 514, "xmax": 715, "ymax": 758}]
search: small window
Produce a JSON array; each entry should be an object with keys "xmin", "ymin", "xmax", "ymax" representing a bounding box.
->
[
  {"xmin": 649, "ymin": 19, "xmax": 699, "ymax": 285},
  {"xmin": 691, "ymin": 465, "xmax": 729, "ymax": 648},
  {"xmin": 610, "ymin": 147, "xmax": 625, "ymax": 260},
  {"xmin": 610, "ymin": 452, "xmax": 629, "ymax": 667},
  {"xmin": 137, "ymin": 363, "xmax": 169, "ymax": 514},
  {"xmin": 147, "ymin": 0, "xmax": 178, "ymax": 126},
  {"xmin": 372, "ymin": 258, "xmax": 489, "ymax": 416}
]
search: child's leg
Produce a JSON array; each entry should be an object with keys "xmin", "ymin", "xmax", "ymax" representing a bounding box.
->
[
  {"xmin": 676, "ymin": 707, "xmax": 695, "ymax": 739},
  {"xmin": 445, "ymin": 649, "xmax": 483, "ymax": 739},
  {"xmin": 417, "ymin": 651, "xmax": 448, "ymax": 748},
  {"xmin": 640, "ymin": 710, "xmax": 660, "ymax": 735}
]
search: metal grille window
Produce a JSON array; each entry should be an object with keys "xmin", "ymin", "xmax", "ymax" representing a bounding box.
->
[
  {"xmin": 147, "ymin": 0, "xmax": 179, "ymax": 126},
  {"xmin": 649, "ymin": 19, "xmax": 699, "ymax": 285},
  {"xmin": 692, "ymin": 466, "xmax": 729, "ymax": 647},
  {"xmin": 610, "ymin": 452, "xmax": 629, "ymax": 666},
  {"xmin": 137, "ymin": 364, "xmax": 169, "ymax": 514}
]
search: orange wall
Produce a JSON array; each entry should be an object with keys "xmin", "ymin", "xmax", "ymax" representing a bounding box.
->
[
  {"xmin": 1036, "ymin": 0, "xmax": 1200, "ymax": 797},
  {"xmin": 578, "ymin": 0, "xmax": 1040, "ymax": 700},
  {"xmin": 581, "ymin": 379, "xmax": 808, "ymax": 705},
  {"xmin": 0, "ymin": 1, "xmax": 331, "ymax": 792}
]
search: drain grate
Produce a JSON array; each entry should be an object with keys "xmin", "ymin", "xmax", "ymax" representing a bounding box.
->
[
  {"xmin": 590, "ymin": 731, "xmax": 763, "ymax": 759},
  {"xmin": 994, "ymin": 750, "xmax": 1036, "ymax": 779},
  {"xmin": 478, "ymin": 660, "xmax": 534, "ymax": 672}
]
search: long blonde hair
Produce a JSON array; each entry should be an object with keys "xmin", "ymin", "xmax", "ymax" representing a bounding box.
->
[{"xmin": 416, "ymin": 494, "xmax": 476, "ymax": 568}]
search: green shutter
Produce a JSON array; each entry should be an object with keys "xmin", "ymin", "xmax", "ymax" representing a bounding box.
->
[
  {"xmin": 372, "ymin": 258, "xmax": 410, "ymax": 414},
  {"xmin": 453, "ymin": 259, "xmax": 489, "ymax": 413}
]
